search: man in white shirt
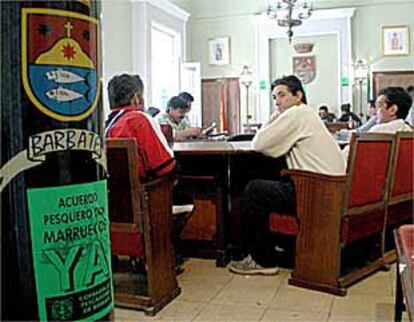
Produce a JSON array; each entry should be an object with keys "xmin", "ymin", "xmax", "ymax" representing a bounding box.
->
[
  {"xmin": 405, "ymin": 85, "xmax": 414, "ymax": 126},
  {"xmin": 370, "ymin": 86, "xmax": 413, "ymax": 133},
  {"xmin": 156, "ymin": 96, "xmax": 202, "ymax": 140},
  {"xmin": 342, "ymin": 87, "xmax": 412, "ymax": 162},
  {"xmin": 229, "ymin": 75, "xmax": 346, "ymax": 276}
]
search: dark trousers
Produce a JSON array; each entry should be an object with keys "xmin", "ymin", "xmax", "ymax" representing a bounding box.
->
[{"xmin": 241, "ymin": 179, "xmax": 296, "ymax": 267}]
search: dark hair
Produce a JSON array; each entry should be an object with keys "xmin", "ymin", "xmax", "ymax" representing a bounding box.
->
[
  {"xmin": 319, "ymin": 105, "xmax": 328, "ymax": 112},
  {"xmin": 407, "ymin": 85, "xmax": 414, "ymax": 93},
  {"xmin": 167, "ymin": 96, "xmax": 187, "ymax": 111},
  {"xmin": 107, "ymin": 74, "xmax": 143, "ymax": 109},
  {"xmin": 378, "ymin": 87, "xmax": 412, "ymax": 120},
  {"xmin": 271, "ymin": 75, "xmax": 307, "ymax": 104},
  {"xmin": 368, "ymin": 99, "xmax": 376, "ymax": 108},
  {"xmin": 147, "ymin": 106, "xmax": 160, "ymax": 117},
  {"xmin": 178, "ymin": 92, "xmax": 194, "ymax": 104},
  {"xmin": 340, "ymin": 103, "xmax": 351, "ymax": 113}
]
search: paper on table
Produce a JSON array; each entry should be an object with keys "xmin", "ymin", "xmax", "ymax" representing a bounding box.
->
[{"xmin": 173, "ymin": 204, "xmax": 195, "ymax": 214}]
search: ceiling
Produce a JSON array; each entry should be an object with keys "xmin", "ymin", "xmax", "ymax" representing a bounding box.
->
[{"xmin": 171, "ymin": 0, "xmax": 412, "ymax": 17}]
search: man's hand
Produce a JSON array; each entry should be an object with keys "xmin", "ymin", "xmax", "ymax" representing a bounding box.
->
[
  {"xmin": 186, "ymin": 127, "xmax": 202, "ymax": 137},
  {"xmin": 201, "ymin": 122, "xmax": 217, "ymax": 136},
  {"xmin": 176, "ymin": 127, "xmax": 202, "ymax": 139},
  {"xmin": 261, "ymin": 109, "xmax": 280, "ymax": 128},
  {"xmin": 269, "ymin": 109, "xmax": 281, "ymax": 123}
]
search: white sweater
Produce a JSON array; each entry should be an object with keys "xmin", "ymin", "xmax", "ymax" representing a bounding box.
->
[
  {"xmin": 369, "ymin": 119, "xmax": 412, "ymax": 133},
  {"xmin": 252, "ymin": 104, "xmax": 346, "ymax": 175}
]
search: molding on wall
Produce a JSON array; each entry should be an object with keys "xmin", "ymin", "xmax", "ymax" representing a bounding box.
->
[
  {"xmin": 134, "ymin": 0, "xmax": 190, "ymax": 21},
  {"xmin": 309, "ymin": 8, "xmax": 356, "ymax": 20},
  {"xmin": 255, "ymin": 8, "xmax": 356, "ymax": 122}
]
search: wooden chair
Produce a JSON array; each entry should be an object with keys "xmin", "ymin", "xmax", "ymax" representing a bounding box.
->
[
  {"xmin": 106, "ymin": 138, "xmax": 180, "ymax": 315},
  {"xmin": 160, "ymin": 124, "xmax": 174, "ymax": 146},
  {"xmin": 269, "ymin": 132, "xmax": 396, "ymax": 295},
  {"xmin": 383, "ymin": 132, "xmax": 414, "ymax": 263},
  {"xmin": 393, "ymin": 225, "xmax": 414, "ymax": 322}
]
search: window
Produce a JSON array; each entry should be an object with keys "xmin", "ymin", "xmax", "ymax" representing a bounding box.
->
[{"xmin": 151, "ymin": 23, "xmax": 181, "ymax": 111}]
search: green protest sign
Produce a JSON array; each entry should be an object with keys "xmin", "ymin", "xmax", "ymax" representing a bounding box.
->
[{"xmin": 27, "ymin": 180, "xmax": 113, "ymax": 321}]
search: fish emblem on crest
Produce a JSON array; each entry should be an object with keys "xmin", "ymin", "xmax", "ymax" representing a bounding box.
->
[{"xmin": 21, "ymin": 8, "xmax": 100, "ymax": 121}]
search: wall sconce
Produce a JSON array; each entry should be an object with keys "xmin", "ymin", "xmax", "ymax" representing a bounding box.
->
[
  {"xmin": 354, "ymin": 59, "xmax": 368, "ymax": 117},
  {"xmin": 240, "ymin": 65, "xmax": 253, "ymax": 132}
]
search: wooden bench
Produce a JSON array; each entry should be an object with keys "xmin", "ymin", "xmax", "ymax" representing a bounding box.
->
[
  {"xmin": 394, "ymin": 225, "xmax": 414, "ymax": 322},
  {"xmin": 384, "ymin": 132, "xmax": 414, "ymax": 264},
  {"xmin": 106, "ymin": 138, "xmax": 180, "ymax": 315},
  {"xmin": 269, "ymin": 132, "xmax": 396, "ymax": 295}
]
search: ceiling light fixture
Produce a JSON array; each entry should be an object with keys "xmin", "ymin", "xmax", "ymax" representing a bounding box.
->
[{"xmin": 267, "ymin": 0, "xmax": 313, "ymax": 43}]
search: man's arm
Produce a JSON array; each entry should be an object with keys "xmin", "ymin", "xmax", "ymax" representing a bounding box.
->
[
  {"xmin": 175, "ymin": 127, "xmax": 202, "ymax": 140},
  {"xmin": 252, "ymin": 106, "xmax": 307, "ymax": 158},
  {"xmin": 136, "ymin": 114, "xmax": 176, "ymax": 177}
]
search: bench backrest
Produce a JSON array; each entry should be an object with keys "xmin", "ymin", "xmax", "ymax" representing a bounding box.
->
[
  {"xmin": 390, "ymin": 132, "xmax": 414, "ymax": 201},
  {"xmin": 106, "ymin": 138, "xmax": 142, "ymax": 225},
  {"xmin": 345, "ymin": 132, "xmax": 395, "ymax": 212},
  {"xmin": 106, "ymin": 137, "xmax": 179, "ymax": 310}
]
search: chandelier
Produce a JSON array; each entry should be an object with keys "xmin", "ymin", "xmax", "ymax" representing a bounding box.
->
[{"xmin": 267, "ymin": 0, "xmax": 313, "ymax": 43}]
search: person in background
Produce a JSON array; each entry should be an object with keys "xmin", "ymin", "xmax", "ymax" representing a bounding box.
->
[
  {"xmin": 405, "ymin": 85, "xmax": 414, "ymax": 126},
  {"xmin": 105, "ymin": 74, "xmax": 176, "ymax": 180},
  {"xmin": 338, "ymin": 103, "xmax": 362, "ymax": 128},
  {"xmin": 178, "ymin": 91, "xmax": 194, "ymax": 111},
  {"xmin": 229, "ymin": 75, "xmax": 345, "ymax": 276},
  {"xmin": 342, "ymin": 87, "xmax": 412, "ymax": 162},
  {"xmin": 177, "ymin": 91, "xmax": 195, "ymax": 130},
  {"xmin": 369, "ymin": 87, "xmax": 412, "ymax": 133},
  {"xmin": 156, "ymin": 96, "xmax": 202, "ymax": 140},
  {"xmin": 357, "ymin": 100, "xmax": 378, "ymax": 132},
  {"xmin": 367, "ymin": 100, "xmax": 377, "ymax": 120},
  {"xmin": 177, "ymin": 91, "xmax": 217, "ymax": 136},
  {"xmin": 146, "ymin": 106, "xmax": 160, "ymax": 118},
  {"xmin": 318, "ymin": 104, "xmax": 336, "ymax": 122}
]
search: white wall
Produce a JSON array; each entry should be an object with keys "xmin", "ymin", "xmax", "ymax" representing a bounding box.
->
[
  {"xmin": 102, "ymin": 0, "xmax": 134, "ymax": 115},
  {"xmin": 183, "ymin": 0, "xmax": 413, "ymax": 119},
  {"xmin": 189, "ymin": 16, "xmax": 256, "ymax": 79},
  {"xmin": 101, "ymin": 0, "xmax": 189, "ymax": 116},
  {"xmin": 271, "ymin": 34, "xmax": 339, "ymax": 114}
]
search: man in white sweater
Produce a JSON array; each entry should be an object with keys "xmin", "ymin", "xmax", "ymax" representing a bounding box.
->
[
  {"xmin": 342, "ymin": 87, "xmax": 412, "ymax": 162},
  {"xmin": 369, "ymin": 87, "xmax": 412, "ymax": 133},
  {"xmin": 229, "ymin": 75, "xmax": 346, "ymax": 275}
]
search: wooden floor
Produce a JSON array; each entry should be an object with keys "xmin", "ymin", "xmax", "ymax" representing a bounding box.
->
[{"xmin": 115, "ymin": 258, "xmax": 408, "ymax": 321}]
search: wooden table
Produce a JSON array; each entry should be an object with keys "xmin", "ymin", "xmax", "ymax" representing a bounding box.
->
[
  {"xmin": 173, "ymin": 140, "xmax": 286, "ymax": 266},
  {"xmin": 394, "ymin": 225, "xmax": 414, "ymax": 322}
]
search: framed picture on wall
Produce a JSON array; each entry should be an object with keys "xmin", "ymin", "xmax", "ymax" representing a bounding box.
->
[
  {"xmin": 209, "ymin": 37, "xmax": 230, "ymax": 65},
  {"xmin": 381, "ymin": 25, "xmax": 410, "ymax": 56}
]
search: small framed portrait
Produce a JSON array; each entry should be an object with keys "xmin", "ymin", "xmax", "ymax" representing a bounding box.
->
[
  {"xmin": 382, "ymin": 25, "xmax": 410, "ymax": 56},
  {"xmin": 209, "ymin": 37, "xmax": 230, "ymax": 65}
]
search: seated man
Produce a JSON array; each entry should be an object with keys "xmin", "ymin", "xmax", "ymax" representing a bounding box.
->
[
  {"xmin": 179, "ymin": 91, "xmax": 195, "ymax": 113},
  {"xmin": 342, "ymin": 87, "xmax": 412, "ymax": 162},
  {"xmin": 357, "ymin": 99, "xmax": 378, "ymax": 132},
  {"xmin": 318, "ymin": 104, "xmax": 336, "ymax": 122},
  {"xmin": 146, "ymin": 106, "xmax": 160, "ymax": 118},
  {"xmin": 338, "ymin": 103, "xmax": 362, "ymax": 128},
  {"xmin": 229, "ymin": 75, "xmax": 346, "ymax": 275},
  {"xmin": 105, "ymin": 74, "xmax": 176, "ymax": 180},
  {"xmin": 156, "ymin": 96, "xmax": 202, "ymax": 140},
  {"xmin": 369, "ymin": 86, "xmax": 412, "ymax": 133},
  {"xmin": 405, "ymin": 85, "xmax": 414, "ymax": 126}
]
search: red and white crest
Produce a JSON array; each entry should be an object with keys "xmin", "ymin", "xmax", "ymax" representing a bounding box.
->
[{"xmin": 293, "ymin": 56, "xmax": 316, "ymax": 84}]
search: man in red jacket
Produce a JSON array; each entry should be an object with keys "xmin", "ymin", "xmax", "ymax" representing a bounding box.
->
[{"xmin": 105, "ymin": 74, "xmax": 176, "ymax": 180}]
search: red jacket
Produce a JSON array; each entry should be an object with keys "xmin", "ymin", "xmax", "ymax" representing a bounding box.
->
[{"xmin": 106, "ymin": 106, "xmax": 176, "ymax": 179}]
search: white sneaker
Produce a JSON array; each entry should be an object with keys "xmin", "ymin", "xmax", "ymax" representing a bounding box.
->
[{"xmin": 228, "ymin": 255, "xmax": 279, "ymax": 276}]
